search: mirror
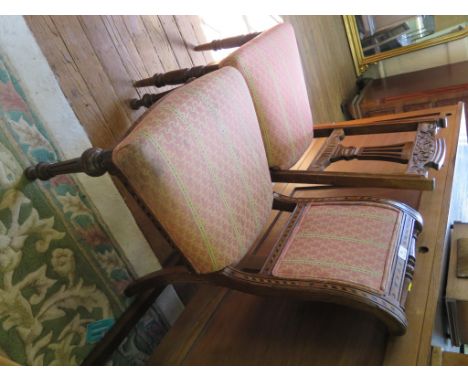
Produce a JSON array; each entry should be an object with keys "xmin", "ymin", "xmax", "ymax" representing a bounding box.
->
[{"xmin": 343, "ymin": 15, "xmax": 468, "ymax": 75}]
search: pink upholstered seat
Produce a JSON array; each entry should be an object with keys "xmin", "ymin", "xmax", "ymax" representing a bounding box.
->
[
  {"xmin": 114, "ymin": 67, "xmax": 412, "ymax": 297},
  {"xmin": 113, "ymin": 67, "xmax": 273, "ymax": 274},
  {"xmin": 220, "ymin": 23, "xmax": 314, "ymax": 170},
  {"xmin": 272, "ymin": 202, "xmax": 403, "ymax": 293},
  {"xmin": 26, "ymin": 50, "xmax": 424, "ymax": 337}
]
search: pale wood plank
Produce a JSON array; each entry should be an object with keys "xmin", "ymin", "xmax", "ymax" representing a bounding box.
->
[
  {"xmin": 141, "ymin": 15, "xmax": 179, "ymax": 72},
  {"xmin": 174, "ymin": 15, "xmax": 209, "ymax": 66},
  {"xmin": 24, "ymin": 16, "xmax": 112, "ymax": 148},
  {"xmin": 158, "ymin": 15, "xmax": 194, "ymax": 69},
  {"xmin": 50, "ymin": 16, "xmax": 130, "ymax": 144},
  {"xmin": 121, "ymin": 16, "xmax": 167, "ymax": 85},
  {"xmin": 103, "ymin": 15, "xmax": 171, "ymax": 99},
  {"xmin": 186, "ymin": 16, "xmax": 214, "ymax": 63},
  {"xmin": 78, "ymin": 16, "xmax": 144, "ymax": 121},
  {"xmin": 103, "ymin": 15, "xmax": 152, "ymax": 85}
]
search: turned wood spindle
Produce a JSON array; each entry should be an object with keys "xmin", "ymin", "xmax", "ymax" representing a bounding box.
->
[
  {"xmin": 130, "ymin": 91, "xmax": 172, "ymax": 110},
  {"xmin": 24, "ymin": 148, "xmax": 114, "ymax": 181},
  {"xmin": 133, "ymin": 64, "xmax": 219, "ymax": 88},
  {"xmin": 194, "ymin": 32, "xmax": 261, "ymax": 51}
]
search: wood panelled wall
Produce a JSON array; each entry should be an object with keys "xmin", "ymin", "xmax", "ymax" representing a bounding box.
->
[
  {"xmin": 25, "ymin": 15, "xmax": 213, "ymax": 265},
  {"xmin": 283, "ymin": 16, "xmax": 357, "ymax": 123},
  {"xmin": 25, "ymin": 16, "xmax": 212, "ymax": 149}
]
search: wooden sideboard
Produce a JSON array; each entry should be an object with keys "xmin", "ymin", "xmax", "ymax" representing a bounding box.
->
[
  {"xmin": 149, "ymin": 104, "xmax": 467, "ymax": 365},
  {"xmin": 446, "ymin": 223, "xmax": 468, "ymax": 347},
  {"xmin": 347, "ymin": 61, "xmax": 468, "ymax": 119}
]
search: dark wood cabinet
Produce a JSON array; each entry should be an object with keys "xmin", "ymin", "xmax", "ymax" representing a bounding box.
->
[
  {"xmin": 347, "ymin": 61, "xmax": 468, "ymax": 119},
  {"xmin": 148, "ymin": 104, "xmax": 468, "ymax": 365}
]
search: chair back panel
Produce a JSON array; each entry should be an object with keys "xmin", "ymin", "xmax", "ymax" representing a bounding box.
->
[
  {"xmin": 221, "ymin": 23, "xmax": 314, "ymax": 170},
  {"xmin": 113, "ymin": 67, "xmax": 273, "ymax": 273}
]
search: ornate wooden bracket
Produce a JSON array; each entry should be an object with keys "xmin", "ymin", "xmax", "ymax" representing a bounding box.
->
[
  {"xmin": 309, "ymin": 129, "xmax": 413, "ymax": 171},
  {"xmin": 24, "ymin": 148, "xmax": 114, "ymax": 181},
  {"xmin": 309, "ymin": 122, "xmax": 445, "ymax": 176},
  {"xmin": 406, "ymin": 122, "xmax": 446, "ymax": 176},
  {"xmin": 133, "ymin": 64, "xmax": 219, "ymax": 88}
]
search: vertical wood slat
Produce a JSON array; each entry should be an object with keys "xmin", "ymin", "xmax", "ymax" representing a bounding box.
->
[
  {"xmin": 50, "ymin": 16, "xmax": 131, "ymax": 144},
  {"xmin": 140, "ymin": 15, "xmax": 179, "ymax": 72},
  {"xmin": 78, "ymin": 16, "xmax": 145, "ymax": 122},
  {"xmin": 282, "ymin": 16, "xmax": 357, "ymax": 123},
  {"xmin": 187, "ymin": 16, "xmax": 214, "ymax": 63},
  {"xmin": 173, "ymin": 16, "xmax": 209, "ymax": 67},
  {"xmin": 102, "ymin": 16, "xmax": 152, "ymax": 92},
  {"xmin": 120, "ymin": 16, "xmax": 167, "ymax": 86},
  {"xmin": 24, "ymin": 15, "xmax": 112, "ymax": 149},
  {"xmin": 158, "ymin": 15, "xmax": 194, "ymax": 69}
]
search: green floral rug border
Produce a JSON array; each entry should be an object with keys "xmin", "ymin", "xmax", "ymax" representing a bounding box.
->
[{"xmin": 0, "ymin": 54, "xmax": 167, "ymax": 365}]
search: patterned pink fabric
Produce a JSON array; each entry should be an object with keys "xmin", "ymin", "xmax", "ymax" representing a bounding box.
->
[
  {"xmin": 113, "ymin": 67, "xmax": 273, "ymax": 274},
  {"xmin": 220, "ymin": 23, "xmax": 314, "ymax": 170},
  {"xmin": 272, "ymin": 202, "xmax": 403, "ymax": 293}
]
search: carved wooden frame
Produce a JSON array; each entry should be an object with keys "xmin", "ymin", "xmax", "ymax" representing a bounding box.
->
[
  {"xmin": 114, "ymin": 190, "xmax": 423, "ymax": 336},
  {"xmin": 24, "ymin": 147, "xmax": 423, "ymax": 336},
  {"xmin": 24, "ymin": 143, "xmax": 423, "ymax": 364}
]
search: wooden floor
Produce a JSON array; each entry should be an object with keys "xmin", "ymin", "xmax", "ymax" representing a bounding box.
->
[
  {"xmin": 25, "ymin": 15, "xmax": 358, "ymax": 263},
  {"xmin": 148, "ymin": 104, "xmax": 467, "ymax": 365}
]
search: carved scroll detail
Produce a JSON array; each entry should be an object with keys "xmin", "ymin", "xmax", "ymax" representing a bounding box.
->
[
  {"xmin": 308, "ymin": 129, "xmax": 413, "ymax": 171},
  {"xmin": 406, "ymin": 122, "xmax": 446, "ymax": 176},
  {"xmin": 309, "ymin": 122, "xmax": 446, "ymax": 177},
  {"xmin": 308, "ymin": 129, "xmax": 345, "ymax": 171}
]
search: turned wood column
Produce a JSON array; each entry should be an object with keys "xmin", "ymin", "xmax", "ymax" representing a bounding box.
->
[
  {"xmin": 194, "ymin": 32, "xmax": 261, "ymax": 51},
  {"xmin": 133, "ymin": 64, "xmax": 219, "ymax": 88},
  {"xmin": 24, "ymin": 148, "xmax": 114, "ymax": 181}
]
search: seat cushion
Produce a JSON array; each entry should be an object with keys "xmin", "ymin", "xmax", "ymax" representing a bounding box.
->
[
  {"xmin": 272, "ymin": 202, "xmax": 404, "ymax": 293},
  {"xmin": 113, "ymin": 67, "xmax": 273, "ymax": 274},
  {"xmin": 220, "ymin": 23, "xmax": 314, "ymax": 170}
]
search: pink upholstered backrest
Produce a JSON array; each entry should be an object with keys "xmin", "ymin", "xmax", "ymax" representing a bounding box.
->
[
  {"xmin": 220, "ymin": 23, "xmax": 314, "ymax": 170},
  {"xmin": 113, "ymin": 67, "xmax": 273, "ymax": 274}
]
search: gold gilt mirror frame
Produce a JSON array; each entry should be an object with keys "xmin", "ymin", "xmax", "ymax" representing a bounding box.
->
[{"xmin": 343, "ymin": 15, "xmax": 468, "ymax": 75}]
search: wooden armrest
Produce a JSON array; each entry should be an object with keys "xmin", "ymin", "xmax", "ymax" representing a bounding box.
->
[
  {"xmin": 313, "ymin": 113, "xmax": 446, "ymax": 138},
  {"xmin": 270, "ymin": 169, "xmax": 434, "ymax": 191}
]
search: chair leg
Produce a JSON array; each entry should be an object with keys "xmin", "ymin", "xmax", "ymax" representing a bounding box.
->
[
  {"xmin": 194, "ymin": 32, "xmax": 261, "ymax": 51},
  {"xmin": 133, "ymin": 64, "xmax": 219, "ymax": 88},
  {"xmin": 124, "ymin": 266, "xmax": 209, "ymax": 297},
  {"xmin": 24, "ymin": 148, "xmax": 114, "ymax": 181},
  {"xmin": 130, "ymin": 90, "xmax": 174, "ymax": 110},
  {"xmin": 81, "ymin": 287, "xmax": 163, "ymax": 366}
]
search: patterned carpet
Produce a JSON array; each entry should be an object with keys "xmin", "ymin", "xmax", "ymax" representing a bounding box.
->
[{"xmin": 0, "ymin": 49, "xmax": 170, "ymax": 365}]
